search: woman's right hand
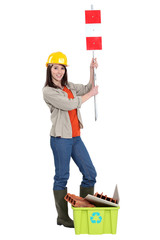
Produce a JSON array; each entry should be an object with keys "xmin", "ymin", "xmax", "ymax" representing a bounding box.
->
[
  {"xmin": 81, "ymin": 85, "xmax": 99, "ymax": 104},
  {"xmin": 89, "ymin": 85, "xmax": 99, "ymax": 97}
]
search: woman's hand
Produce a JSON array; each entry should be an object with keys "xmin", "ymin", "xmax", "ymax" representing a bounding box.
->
[
  {"xmin": 90, "ymin": 58, "xmax": 98, "ymax": 69},
  {"xmin": 81, "ymin": 86, "xmax": 99, "ymax": 104},
  {"xmin": 89, "ymin": 58, "xmax": 98, "ymax": 87},
  {"xmin": 89, "ymin": 85, "xmax": 99, "ymax": 97}
]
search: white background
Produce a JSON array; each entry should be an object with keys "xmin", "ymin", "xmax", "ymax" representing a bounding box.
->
[{"xmin": 0, "ymin": 0, "xmax": 160, "ymax": 239}]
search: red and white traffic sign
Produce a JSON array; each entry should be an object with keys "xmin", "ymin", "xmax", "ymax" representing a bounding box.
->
[{"xmin": 85, "ymin": 10, "xmax": 102, "ymax": 50}]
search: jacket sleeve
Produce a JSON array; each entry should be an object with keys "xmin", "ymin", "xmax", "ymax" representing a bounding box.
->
[
  {"xmin": 43, "ymin": 87, "xmax": 82, "ymax": 111},
  {"xmin": 69, "ymin": 82, "xmax": 92, "ymax": 96}
]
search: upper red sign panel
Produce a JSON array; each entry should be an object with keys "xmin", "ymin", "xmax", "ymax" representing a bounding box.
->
[{"xmin": 85, "ymin": 10, "xmax": 101, "ymax": 24}]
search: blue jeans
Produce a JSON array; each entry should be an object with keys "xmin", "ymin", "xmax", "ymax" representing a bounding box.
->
[{"xmin": 50, "ymin": 136, "xmax": 97, "ymax": 190}]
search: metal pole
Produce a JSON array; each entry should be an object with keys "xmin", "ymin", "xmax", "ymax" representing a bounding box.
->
[
  {"xmin": 91, "ymin": 4, "xmax": 97, "ymax": 121},
  {"xmin": 93, "ymin": 51, "xmax": 98, "ymax": 121}
]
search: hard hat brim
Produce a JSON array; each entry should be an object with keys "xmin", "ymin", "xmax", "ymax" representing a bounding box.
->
[{"xmin": 46, "ymin": 63, "xmax": 69, "ymax": 67}]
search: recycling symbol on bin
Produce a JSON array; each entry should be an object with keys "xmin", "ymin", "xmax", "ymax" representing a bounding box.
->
[{"xmin": 90, "ymin": 212, "xmax": 102, "ymax": 224}]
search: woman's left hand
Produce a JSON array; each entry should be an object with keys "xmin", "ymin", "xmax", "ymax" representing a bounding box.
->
[{"xmin": 90, "ymin": 58, "xmax": 98, "ymax": 69}]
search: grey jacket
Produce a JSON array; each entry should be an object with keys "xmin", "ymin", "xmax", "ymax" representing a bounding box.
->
[{"xmin": 43, "ymin": 82, "xmax": 92, "ymax": 138}]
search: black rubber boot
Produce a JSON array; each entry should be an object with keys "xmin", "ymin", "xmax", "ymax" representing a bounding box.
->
[
  {"xmin": 80, "ymin": 186, "xmax": 94, "ymax": 198},
  {"xmin": 53, "ymin": 188, "xmax": 74, "ymax": 228}
]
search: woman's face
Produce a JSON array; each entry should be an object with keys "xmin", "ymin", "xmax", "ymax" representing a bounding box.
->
[{"xmin": 51, "ymin": 64, "xmax": 65, "ymax": 83}]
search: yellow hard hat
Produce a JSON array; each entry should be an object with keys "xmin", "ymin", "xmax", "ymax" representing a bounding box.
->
[{"xmin": 46, "ymin": 52, "xmax": 68, "ymax": 67}]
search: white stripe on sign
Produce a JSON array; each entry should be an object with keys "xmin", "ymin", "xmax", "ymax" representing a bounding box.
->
[{"xmin": 85, "ymin": 23, "xmax": 101, "ymax": 37}]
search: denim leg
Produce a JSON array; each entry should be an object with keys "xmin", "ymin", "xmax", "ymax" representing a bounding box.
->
[
  {"xmin": 71, "ymin": 137, "xmax": 97, "ymax": 188},
  {"xmin": 50, "ymin": 137, "xmax": 73, "ymax": 190}
]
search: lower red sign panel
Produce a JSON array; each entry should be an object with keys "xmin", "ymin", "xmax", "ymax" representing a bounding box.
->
[{"xmin": 86, "ymin": 37, "xmax": 102, "ymax": 50}]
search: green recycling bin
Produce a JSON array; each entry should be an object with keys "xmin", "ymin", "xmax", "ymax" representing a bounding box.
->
[{"xmin": 72, "ymin": 206, "xmax": 120, "ymax": 235}]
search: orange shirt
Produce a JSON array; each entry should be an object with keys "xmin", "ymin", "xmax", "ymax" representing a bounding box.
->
[{"xmin": 63, "ymin": 86, "xmax": 80, "ymax": 137}]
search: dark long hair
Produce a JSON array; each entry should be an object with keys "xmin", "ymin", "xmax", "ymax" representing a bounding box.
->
[{"xmin": 44, "ymin": 64, "xmax": 68, "ymax": 88}]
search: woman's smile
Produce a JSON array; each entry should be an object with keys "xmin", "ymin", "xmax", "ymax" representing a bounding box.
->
[{"xmin": 56, "ymin": 74, "xmax": 63, "ymax": 80}]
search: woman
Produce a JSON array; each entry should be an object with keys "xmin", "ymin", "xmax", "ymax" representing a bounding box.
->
[{"xmin": 43, "ymin": 52, "xmax": 98, "ymax": 228}]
